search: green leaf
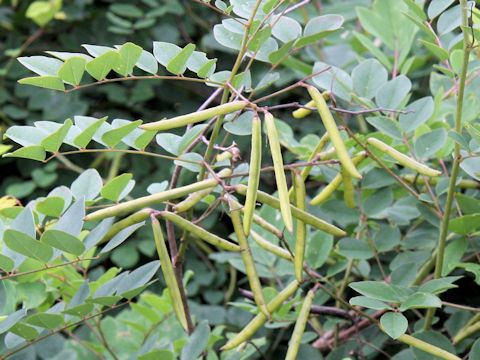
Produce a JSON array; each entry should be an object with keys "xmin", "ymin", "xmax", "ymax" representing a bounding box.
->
[
  {"xmin": 197, "ymin": 59, "xmax": 217, "ymax": 78},
  {"xmin": 25, "ymin": 0, "xmax": 61, "ymax": 26},
  {"xmin": 469, "ymin": 338, "xmax": 480, "ymax": 360},
  {"xmin": 414, "ymin": 128, "xmax": 447, "ymax": 159},
  {"xmin": 73, "ymin": 116, "xmax": 107, "ymax": 148},
  {"xmin": 456, "ymin": 194, "xmax": 480, "ymax": 215},
  {"xmin": 0, "ymin": 309, "xmax": 27, "ymax": 334},
  {"xmin": 0, "ymin": 255, "xmax": 14, "ymax": 272},
  {"xmin": 36, "ymin": 196, "xmax": 65, "ymax": 217},
  {"xmin": 455, "ymin": 263, "xmax": 480, "ymax": 285},
  {"xmin": 399, "ymin": 97, "xmax": 434, "ymax": 133},
  {"xmin": 18, "ymin": 76, "xmax": 65, "ymax": 91},
  {"xmin": 272, "ymin": 16, "xmax": 301, "ymax": 43},
  {"xmin": 139, "ymin": 351, "xmax": 174, "ymax": 360},
  {"xmin": 85, "ymin": 51, "xmax": 120, "ymax": 80},
  {"xmin": 349, "ymin": 296, "xmax": 393, "ymax": 310},
  {"xmin": 312, "ymin": 61, "xmax": 352, "ymax": 101},
  {"xmin": 114, "ymin": 42, "xmax": 143, "ymax": 76},
  {"xmin": 166, "ymin": 43, "xmax": 196, "ymax": 75},
  {"xmin": 25, "ymin": 313, "xmax": 64, "ymax": 329},
  {"xmin": 418, "ymin": 277, "xmax": 460, "ymax": 294},
  {"xmin": 71, "ymin": 169, "xmax": 103, "ymax": 201},
  {"xmin": 354, "ymin": 33, "xmax": 392, "ymax": 70},
  {"xmin": 4, "ymin": 229, "xmax": 53, "ymax": 263},
  {"xmin": 58, "ymin": 57, "xmax": 86, "ymax": 86},
  {"xmin": 268, "ymin": 40, "xmax": 294, "ymax": 65},
  {"xmin": 101, "ymin": 173, "xmax": 133, "ymax": 201},
  {"xmin": 428, "ymin": 0, "xmax": 455, "ymax": 19},
  {"xmin": 399, "ymin": 292, "xmax": 442, "ymax": 311},
  {"xmin": 296, "ymin": 15, "xmax": 344, "ymax": 47},
  {"xmin": 380, "ymin": 312, "xmax": 408, "ymax": 339},
  {"xmin": 419, "ymin": 40, "xmax": 449, "ymax": 61},
  {"xmin": 375, "ymin": 75, "xmax": 411, "ymax": 109},
  {"xmin": 3, "ymin": 146, "xmax": 46, "ymax": 161},
  {"xmin": 102, "ymin": 120, "xmax": 142, "ymax": 148},
  {"xmin": 352, "ymin": 59, "xmax": 388, "ymax": 99},
  {"xmin": 449, "ymin": 213, "xmax": 480, "ymax": 234},
  {"xmin": 180, "ymin": 320, "xmax": 210, "ymax": 360},
  {"xmin": 18, "ymin": 56, "xmax": 63, "ymax": 76},
  {"xmin": 135, "ymin": 50, "xmax": 158, "ymax": 74},
  {"xmin": 337, "ymin": 238, "xmax": 373, "ymax": 260},
  {"xmin": 349, "ymin": 281, "xmax": 405, "ymax": 303},
  {"xmin": 41, "ymin": 118, "xmax": 72, "ymax": 153},
  {"xmin": 41, "ymin": 230, "xmax": 85, "ymax": 256}
]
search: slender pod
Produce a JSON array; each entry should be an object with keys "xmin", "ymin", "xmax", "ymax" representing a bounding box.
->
[
  {"xmin": 221, "ymin": 280, "xmax": 299, "ymax": 351},
  {"xmin": 307, "ymin": 85, "xmax": 362, "ymax": 179},
  {"xmin": 367, "ymin": 137, "xmax": 442, "ymax": 177},
  {"xmin": 292, "ymin": 92, "xmax": 329, "ymax": 119},
  {"xmin": 310, "ymin": 152, "xmax": 366, "ymax": 206},
  {"xmin": 403, "ymin": 174, "xmax": 479, "ymax": 189},
  {"xmin": 264, "ymin": 112, "xmax": 293, "ymax": 233},
  {"xmin": 396, "ymin": 334, "xmax": 461, "ymax": 360},
  {"xmin": 285, "ymin": 290, "xmax": 315, "ymax": 360},
  {"xmin": 342, "ymin": 169, "xmax": 355, "ymax": 208},
  {"xmin": 229, "ymin": 198, "xmax": 269, "ymax": 317},
  {"xmin": 293, "ymin": 171, "xmax": 306, "ymax": 282},
  {"xmin": 151, "ymin": 217, "xmax": 188, "ymax": 331},
  {"xmin": 243, "ymin": 115, "xmax": 262, "ymax": 235},
  {"xmin": 141, "ymin": 101, "xmax": 248, "ymax": 131},
  {"xmin": 288, "ymin": 132, "xmax": 330, "ymax": 200},
  {"xmin": 160, "ymin": 211, "xmax": 240, "ymax": 252},
  {"xmin": 173, "ymin": 188, "xmax": 213, "ymax": 213},
  {"xmin": 85, "ymin": 176, "xmax": 226, "ymax": 221},
  {"xmin": 292, "ymin": 100, "xmax": 316, "ymax": 119},
  {"xmin": 228, "ymin": 198, "xmax": 284, "ymax": 239},
  {"xmin": 235, "ymin": 184, "xmax": 346, "ymax": 237},
  {"xmin": 99, "ymin": 209, "xmax": 151, "ymax": 245},
  {"xmin": 250, "ymin": 230, "xmax": 292, "ymax": 261}
]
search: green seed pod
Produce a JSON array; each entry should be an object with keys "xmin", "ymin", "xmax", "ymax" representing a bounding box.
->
[
  {"xmin": 250, "ymin": 230, "xmax": 292, "ymax": 261},
  {"xmin": 236, "ymin": 184, "xmax": 346, "ymax": 237},
  {"xmin": 229, "ymin": 198, "xmax": 269, "ymax": 317},
  {"xmin": 216, "ymin": 151, "xmax": 233, "ymax": 162},
  {"xmin": 229, "ymin": 198, "xmax": 284, "ymax": 239},
  {"xmin": 367, "ymin": 137, "xmax": 442, "ymax": 177},
  {"xmin": 292, "ymin": 100, "xmax": 316, "ymax": 119},
  {"xmin": 292, "ymin": 92, "xmax": 330, "ymax": 119},
  {"xmin": 141, "ymin": 101, "xmax": 248, "ymax": 131},
  {"xmin": 151, "ymin": 217, "xmax": 188, "ymax": 331},
  {"xmin": 221, "ymin": 280, "xmax": 299, "ymax": 351},
  {"xmin": 342, "ymin": 169, "xmax": 355, "ymax": 208},
  {"xmin": 243, "ymin": 115, "xmax": 262, "ymax": 235},
  {"xmin": 99, "ymin": 209, "xmax": 151, "ymax": 245},
  {"xmin": 285, "ymin": 290, "xmax": 315, "ymax": 360},
  {"xmin": 310, "ymin": 152, "xmax": 366, "ymax": 206},
  {"xmin": 293, "ymin": 171, "xmax": 306, "ymax": 282},
  {"xmin": 160, "ymin": 211, "xmax": 240, "ymax": 252},
  {"xmin": 264, "ymin": 112, "xmax": 293, "ymax": 233},
  {"xmin": 307, "ymin": 86, "xmax": 362, "ymax": 180},
  {"xmin": 85, "ymin": 179, "xmax": 219, "ymax": 221},
  {"xmin": 288, "ymin": 132, "xmax": 330, "ymax": 201},
  {"xmin": 402, "ymin": 174, "xmax": 479, "ymax": 189},
  {"xmin": 173, "ymin": 188, "xmax": 213, "ymax": 213}
]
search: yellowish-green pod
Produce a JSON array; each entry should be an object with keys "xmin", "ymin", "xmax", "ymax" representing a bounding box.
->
[
  {"xmin": 307, "ymin": 86, "xmax": 362, "ymax": 180},
  {"xmin": 228, "ymin": 198, "xmax": 284, "ymax": 239},
  {"xmin": 310, "ymin": 152, "xmax": 366, "ymax": 206},
  {"xmin": 292, "ymin": 92, "xmax": 330, "ymax": 119},
  {"xmin": 160, "ymin": 211, "xmax": 240, "ymax": 252},
  {"xmin": 292, "ymin": 100, "xmax": 316, "ymax": 119},
  {"xmin": 367, "ymin": 137, "xmax": 442, "ymax": 177},
  {"xmin": 85, "ymin": 179, "xmax": 219, "ymax": 222},
  {"xmin": 173, "ymin": 188, "xmax": 213, "ymax": 213},
  {"xmin": 151, "ymin": 217, "xmax": 188, "ymax": 331},
  {"xmin": 236, "ymin": 184, "xmax": 346, "ymax": 237},
  {"xmin": 293, "ymin": 171, "xmax": 306, "ymax": 282},
  {"xmin": 229, "ymin": 199, "xmax": 269, "ymax": 317},
  {"xmin": 221, "ymin": 280, "xmax": 299, "ymax": 351},
  {"xmin": 288, "ymin": 132, "xmax": 330, "ymax": 201},
  {"xmin": 141, "ymin": 101, "xmax": 248, "ymax": 131},
  {"xmin": 250, "ymin": 230, "xmax": 292, "ymax": 261},
  {"xmin": 396, "ymin": 334, "xmax": 461, "ymax": 360},
  {"xmin": 100, "ymin": 209, "xmax": 151, "ymax": 245},
  {"xmin": 243, "ymin": 115, "xmax": 262, "ymax": 235},
  {"xmin": 285, "ymin": 290, "xmax": 314, "ymax": 360},
  {"xmin": 216, "ymin": 151, "xmax": 233, "ymax": 162},
  {"xmin": 264, "ymin": 112, "xmax": 293, "ymax": 233},
  {"xmin": 403, "ymin": 174, "xmax": 479, "ymax": 189},
  {"xmin": 342, "ymin": 169, "xmax": 355, "ymax": 208}
]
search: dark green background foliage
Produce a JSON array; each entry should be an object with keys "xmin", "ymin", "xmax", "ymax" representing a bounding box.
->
[{"xmin": 1, "ymin": 0, "xmax": 480, "ymax": 359}]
